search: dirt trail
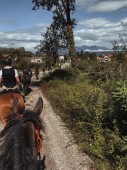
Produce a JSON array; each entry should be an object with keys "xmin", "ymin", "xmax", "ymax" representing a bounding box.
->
[{"xmin": 24, "ymin": 74, "xmax": 96, "ymax": 170}]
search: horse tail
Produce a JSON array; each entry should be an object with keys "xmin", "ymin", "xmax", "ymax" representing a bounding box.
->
[{"xmin": 0, "ymin": 111, "xmax": 44, "ymax": 170}]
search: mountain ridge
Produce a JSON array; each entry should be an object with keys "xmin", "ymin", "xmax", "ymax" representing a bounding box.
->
[
  {"xmin": 75, "ymin": 45, "xmax": 112, "ymax": 52},
  {"xmin": 59, "ymin": 45, "xmax": 112, "ymax": 54}
]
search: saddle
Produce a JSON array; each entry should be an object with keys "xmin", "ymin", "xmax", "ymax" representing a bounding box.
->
[
  {"xmin": 0, "ymin": 88, "xmax": 20, "ymax": 95},
  {"xmin": 0, "ymin": 88, "xmax": 26, "ymax": 102}
]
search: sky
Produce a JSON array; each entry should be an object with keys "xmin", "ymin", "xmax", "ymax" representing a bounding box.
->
[{"xmin": 0, "ymin": 0, "xmax": 127, "ymax": 52}]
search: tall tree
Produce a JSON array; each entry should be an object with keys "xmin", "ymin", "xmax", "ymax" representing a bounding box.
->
[
  {"xmin": 32, "ymin": 0, "xmax": 77, "ymax": 66},
  {"xmin": 35, "ymin": 7, "xmax": 69, "ymax": 62},
  {"xmin": 36, "ymin": 25, "xmax": 60, "ymax": 63}
]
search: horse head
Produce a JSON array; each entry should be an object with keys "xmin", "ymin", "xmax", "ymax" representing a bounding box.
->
[
  {"xmin": 13, "ymin": 96, "xmax": 43, "ymax": 116},
  {"xmin": 0, "ymin": 96, "xmax": 44, "ymax": 170}
]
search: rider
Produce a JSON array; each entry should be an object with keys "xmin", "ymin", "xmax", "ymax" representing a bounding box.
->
[
  {"xmin": 0, "ymin": 57, "xmax": 21, "ymax": 92},
  {"xmin": 22, "ymin": 67, "xmax": 31, "ymax": 86},
  {"xmin": 35, "ymin": 67, "xmax": 39, "ymax": 80},
  {"xmin": 27, "ymin": 66, "xmax": 32, "ymax": 77},
  {"xmin": 26, "ymin": 66, "xmax": 32, "ymax": 84}
]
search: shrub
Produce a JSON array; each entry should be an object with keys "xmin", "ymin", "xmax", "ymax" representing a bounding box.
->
[
  {"xmin": 43, "ymin": 68, "xmax": 78, "ymax": 82},
  {"xmin": 41, "ymin": 70, "xmax": 127, "ymax": 169}
]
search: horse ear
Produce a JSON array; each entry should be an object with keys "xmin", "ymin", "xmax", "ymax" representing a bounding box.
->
[
  {"xmin": 33, "ymin": 97, "xmax": 43, "ymax": 116},
  {"xmin": 13, "ymin": 97, "xmax": 20, "ymax": 114}
]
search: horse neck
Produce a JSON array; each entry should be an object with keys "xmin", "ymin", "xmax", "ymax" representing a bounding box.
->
[{"xmin": 0, "ymin": 122, "xmax": 38, "ymax": 170}]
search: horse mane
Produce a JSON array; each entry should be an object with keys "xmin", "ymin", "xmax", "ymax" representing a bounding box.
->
[{"xmin": 0, "ymin": 110, "xmax": 44, "ymax": 170}]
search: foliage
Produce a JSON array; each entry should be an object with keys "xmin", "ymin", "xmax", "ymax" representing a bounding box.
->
[
  {"xmin": 112, "ymin": 81, "xmax": 127, "ymax": 112},
  {"xmin": 39, "ymin": 23, "xmax": 127, "ymax": 168},
  {"xmin": 42, "ymin": 68, "xmax": 78, "ymax": 81},
  {"xmin": 41, "ymin": 66, "xmax": 127, "ymax": 169},
  {"xmin": 32, "ymin": 0, "xmax": 77, "ymax": 65},
  {"xmin": 0, "ymin": 47, "xmax": 34, "ymax": 70},
  {"xmin": 36, "ymin": 6, "xmax": 72, "ymax": 58},
  {"xmin": 0, "ymin": 47, "xmax": 33, "ymax": 58},
  {"xmin": 112, "ymin": 22, "xmax": 127, "ymax": 54}
]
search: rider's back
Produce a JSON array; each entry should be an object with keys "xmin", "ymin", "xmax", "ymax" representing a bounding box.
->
[
  {"xmin": 2, "ymin": 68, "xmax": 16, "ymax": 88},
  {"xmin": 22, "ymin": 68, "xmax": 31, "ymax": 85},
  {"xmin": 0, "ymin": 57, "xmax": 20, "ymax": 91}
]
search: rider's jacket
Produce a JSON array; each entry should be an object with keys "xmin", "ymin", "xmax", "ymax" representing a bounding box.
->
[{"xmin": 2, "ymin": 68, "xmax": 16, "ymax": 88}]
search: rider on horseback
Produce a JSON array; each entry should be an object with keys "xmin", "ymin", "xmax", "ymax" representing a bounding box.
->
[
  {"xmin": 35, "ymin": 67, "xmax": 39, "ymax": 80},
  {"xmin": 22, "ymin": 67, "xmax": 31, "ymax": 85},
  {"xmin": 0, "ymin": 57, "xmax": 21, "ymax": 92}
]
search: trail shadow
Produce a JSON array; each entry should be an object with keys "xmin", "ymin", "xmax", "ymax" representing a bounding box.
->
[
  {"xmin": 31, "ymin": 80, "xmax": 41, "ymax": 87},
  {"xmin": 23, "ymin": 80, "xmax": 41, "ymax": 96}
]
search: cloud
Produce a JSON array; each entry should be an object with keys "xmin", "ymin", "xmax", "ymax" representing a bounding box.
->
[
  {"xmin": 79, "ymin": 18, "xmax": 113, "ymax": 28},
  {"xmin": 0, "ymin": 44, "xmax": 8, "ymax": 48},
  {"xmin": 0, "ymin": 0, "xmax": 126, "ymax": 53},
  {"xmin": 74, "ymin": 17, "xmax": 123, "ymax": 48},
  {"xmin": 0, "ymin": 23, "xmax": 47, "ymax": 52},
  {"xmin": 75, "ymin": 1, "xmax": 126, "ymax": 48},
  {"xmin": 76, "ymin": 0, "xmax": 127, "ymax": 12},
  {"xmin": 0, "ymin": 17, "xmax": 124, "ymax": 52}
]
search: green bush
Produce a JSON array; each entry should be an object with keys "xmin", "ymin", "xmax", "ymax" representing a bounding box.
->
[
  {"xmin": 41, "ymin": 69, "xmax": 127, "ymax": 169},
  {"xmin": 43, "ymin": 69, "xmax": 78, "ymax": 82}
]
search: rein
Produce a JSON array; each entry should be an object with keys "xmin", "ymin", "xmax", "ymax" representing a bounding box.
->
[
  {"xmin": 36, "ymin": 127, "xmax": 43, "ymax": 170},
  {"xmin": 16, "ymin": 114, "xmax": 23, "ymax": 119},
  {"xmin": 36, "ymin": 127, "xmax": 43, "ymax": 155}
]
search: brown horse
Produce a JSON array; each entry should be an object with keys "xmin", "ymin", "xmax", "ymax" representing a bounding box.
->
[
  {"xmin": 0, "ymin": 92, "xmax": 44, "ymax": 170},
  {"xmin": 0, "ymin": 92, "xmax": 25, "ymax": 126}
]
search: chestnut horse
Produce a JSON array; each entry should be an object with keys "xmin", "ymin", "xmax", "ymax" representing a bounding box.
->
[
  {"xmin": 0, "ymin": 92, "xmax": 44, "ymax": 170},
  {"xmin": 0, "ymin": 92, "xmax": 25, "ymax": 126}
]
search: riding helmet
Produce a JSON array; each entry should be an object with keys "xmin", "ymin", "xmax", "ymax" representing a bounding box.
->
[{"xmin": 3, "ymin": 58, "xmax": 12, "ymax": 65}]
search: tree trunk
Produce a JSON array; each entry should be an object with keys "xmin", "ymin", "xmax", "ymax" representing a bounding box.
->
[{"xmin": 66, "ymin": 23, "xmax": 77, "ymax": 67}]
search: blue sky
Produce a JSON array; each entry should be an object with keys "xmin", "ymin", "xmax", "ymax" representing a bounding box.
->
[{"xmin": 0, "ymin": 0, "xmax": 127, "ymax": 52}]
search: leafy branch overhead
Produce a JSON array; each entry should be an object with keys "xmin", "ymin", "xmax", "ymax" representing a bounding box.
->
[{"xmin": 32, "ymin": 0, "xmax": 75, "ymax": 13}]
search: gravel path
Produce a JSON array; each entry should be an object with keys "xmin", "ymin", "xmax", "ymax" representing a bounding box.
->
[{"xmin": 24, "ymin": 74, "xmax": 96, "ymax": 170}]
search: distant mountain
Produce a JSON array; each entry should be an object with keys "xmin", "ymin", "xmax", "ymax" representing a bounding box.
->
[
  {"xmin": 76, "ymin": 45, "xmax": 112, "ymax": 52},
  {"xmin": 58, "ymin": 45, "xmax": 113, "ymax": 55}
]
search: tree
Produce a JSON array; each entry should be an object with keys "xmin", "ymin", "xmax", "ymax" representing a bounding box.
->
[
  {"xmin": 32, "ymin": 0, "xmax": 77, "ymax": 66},
  {"xmin": 35, "ymin": 7, "xmax": 69, "ymax": 63},
  {"xmin": 112, "ymin": 22, "xmax": 127, "ymax": 63},
  {"xmin": 112, "ymin": 22, "xmax": 127, "ymax": 52}
]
